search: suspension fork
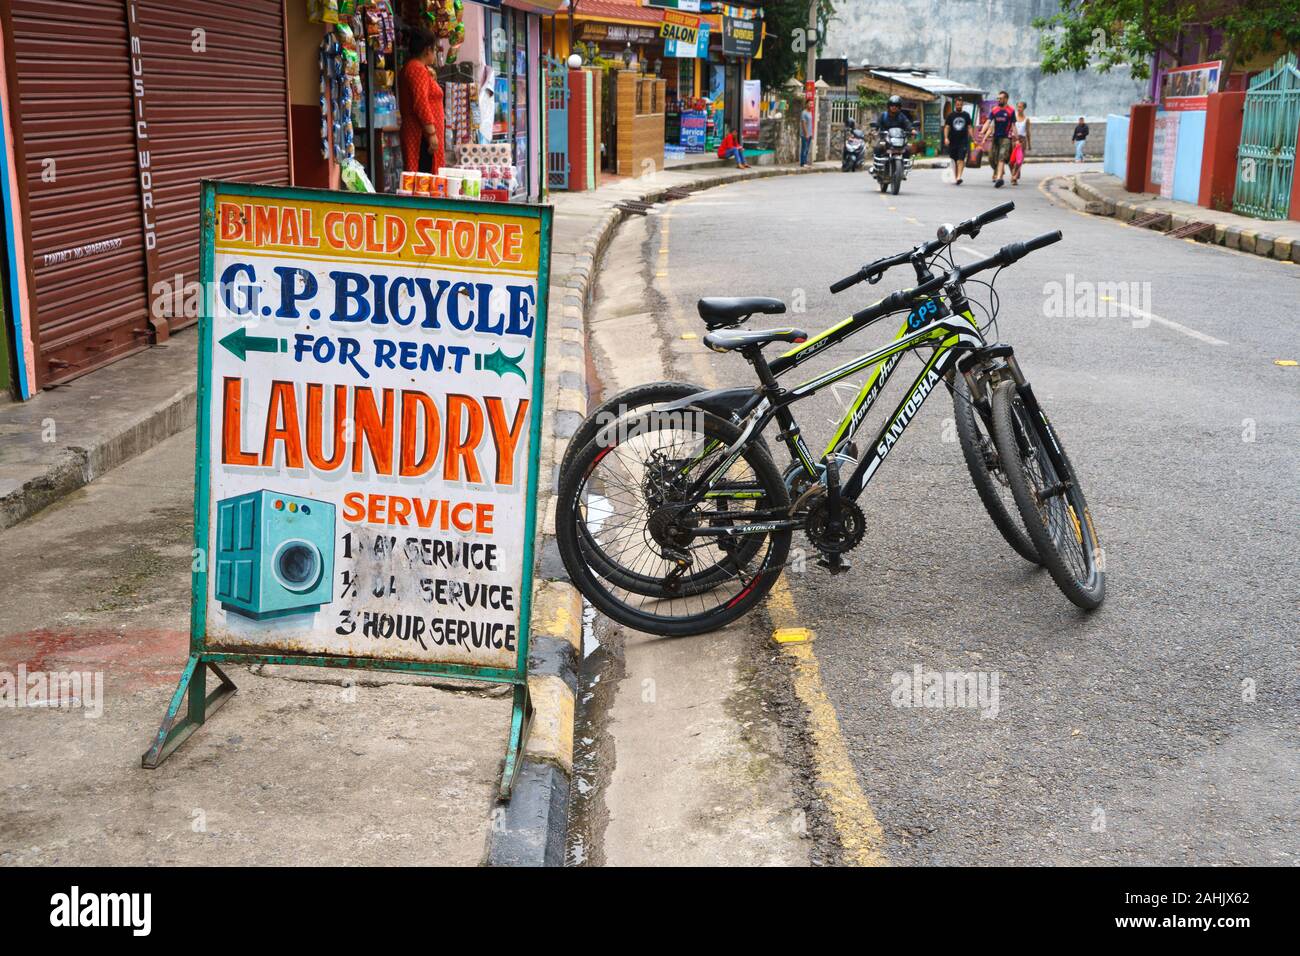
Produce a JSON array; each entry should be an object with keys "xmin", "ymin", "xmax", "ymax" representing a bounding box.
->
[{"xmin": 1000, "ymin": 351, "xmax": 1073, "ymax": 484}]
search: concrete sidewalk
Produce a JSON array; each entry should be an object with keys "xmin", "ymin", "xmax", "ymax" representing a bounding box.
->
[
  {"xmin": 1068, "ymin": 170, "xmax": 1300, "ymax": 263},
  {"xmin": 0, "ymin": 427, "xmax": 513, "ymax": 866}
]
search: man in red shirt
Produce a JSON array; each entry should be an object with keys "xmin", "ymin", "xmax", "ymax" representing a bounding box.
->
[
  {"xmin": 399, "ymin": 29, "xmax": 445, "ymax": 174},
  {"xmin": 979, "ymin": 90, "xmax": 1015, "ymax": 188}
]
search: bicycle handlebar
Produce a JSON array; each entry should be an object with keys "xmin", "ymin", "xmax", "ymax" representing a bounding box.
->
[
  {"xmin": 951, "ymin": 230, "xmax": 1062, "ymax": 280},
  {"xmin": 847, "ymin": 229, "xmax": 1061, "ymax": 325},
  {"xmin": 830, "ymin": 201, "xmax": 1016, "ymax": 293}
]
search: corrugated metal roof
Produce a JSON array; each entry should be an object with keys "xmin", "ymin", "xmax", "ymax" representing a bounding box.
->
[
  {"xmin": 569, "ymin": 0, "xmax": 665, "ymax": 24},
  {"xmin": 866, "ymin": 68, "xmax": 986, "ymax": 98}
]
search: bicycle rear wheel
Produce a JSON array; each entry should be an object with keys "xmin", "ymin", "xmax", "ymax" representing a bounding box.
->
[
  {"xmin": 989, "ymin": 381, "xmax": 1105, "ymax": 609},
  {"xmin": 557, "ymin": 409, "xmax": 791, "ymax": 636},
  {"xmin": 561, "ymin": 381, "xmax": 770, "ymax": 596},
  {"xmin": 953, "ymin": 376, "xmax": 1040, "ymax": 564}
]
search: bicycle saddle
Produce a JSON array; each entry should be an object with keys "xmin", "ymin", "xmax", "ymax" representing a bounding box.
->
[
  {"xmin": 703, "ymin": 327, "xmax": 808, "ymax": 353},
  {"xmin": 696, "ymin": 296, "xmax": 787, "ymax": 330}
]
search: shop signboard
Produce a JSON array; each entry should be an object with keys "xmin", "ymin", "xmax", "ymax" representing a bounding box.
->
[
  {"xmin": 666, "ymin": 19, "xmax": 710, "ymax": 58},
  {"xmin": 681, "ymin": 111, "xmax": 708, "ymax": 152},
  {"xmin": 578, "ymin": 23, "xmax": 659, "ymax": 43},
  {"xmin": 660, "ymin": 10, "xmax": 701, "ymax": 47},
  {"xmin": 1159, "ymin": 60, "xmax": 1222, "ymax": 112},
  {"xmin": 722, "ymin": 16, "xmax": 757, "ymax": 58},
  {"xmin": 143, "ymin": 182, "xmax": 552, "ymax": 800},
  {"xmin": 742, "ymin": 79, "xmax": 761, "ymax": 141}
]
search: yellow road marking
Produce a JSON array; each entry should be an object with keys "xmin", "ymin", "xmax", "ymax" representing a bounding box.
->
[
  {"xmin": 772, "ymin": 626, "xmax": 813, "ymax": 644},
  {"xmin": 768, "ymin": 578, "xmax": 889, "ymax": 866},
  {"xmin": 656, "ymin": 201, "xmax": 888, "ymax": 865},
  {"xmin": 1276, "ymin": 359, "xmax": 1298, "ymax": 366}
]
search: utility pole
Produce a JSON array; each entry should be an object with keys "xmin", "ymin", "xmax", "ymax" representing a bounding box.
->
[{"xmin": 805, "ymin": 0, "xmax": 818, "ymax": 162}]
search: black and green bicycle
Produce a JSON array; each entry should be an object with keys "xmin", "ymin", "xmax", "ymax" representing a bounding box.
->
[{"xmin": 558, "ymin": 204, "xmax": 1105, "ymax": 636}]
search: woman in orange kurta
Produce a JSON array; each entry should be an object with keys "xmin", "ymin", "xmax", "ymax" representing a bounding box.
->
[{"xmin": 399, "ymin": 29, "xmax": 445, "ymax": 173}]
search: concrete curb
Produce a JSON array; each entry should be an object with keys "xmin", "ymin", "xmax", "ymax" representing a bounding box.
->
[
  {"xmin": 1069, "ymin": 174, "xmax": 1300, "ymax": 264},
  {"xmin": 0, "ymin": 332, "xmax": 201, "ymax": 532},
  {"xmin": 484, "ymin": 161, "xmax": 839, "ymax": 866}
]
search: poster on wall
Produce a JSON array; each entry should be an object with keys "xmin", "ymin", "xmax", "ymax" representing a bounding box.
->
[
  {"xmin": 1152, "ymin": 114, "xmax": 1179, "ymax": 198},
  {"xmin": 1160, "ymin": 61, "xmax": 1222, "ymax": 111},
  {"xmin": 742, "ymin": 79, "xmax": 761, "ymax": 141}
]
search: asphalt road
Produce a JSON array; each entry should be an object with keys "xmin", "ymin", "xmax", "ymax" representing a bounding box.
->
[{"xmin": 645, "ymin": 161, "xmax": 1299, "ymax": 864}]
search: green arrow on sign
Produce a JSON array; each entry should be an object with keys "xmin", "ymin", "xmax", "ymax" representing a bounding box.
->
[
  {"xmin": 219, "ymin": 327, "xmax": 286, "ymax": 361},
  {"xmin": 475, "ymin": 347, "xmax": 527, "ymax": 382}
]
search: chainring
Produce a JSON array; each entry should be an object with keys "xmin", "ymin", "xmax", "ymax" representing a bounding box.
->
[{"xmin": 805, "ymin": 497, "xmax": 866, "ymax": 555}]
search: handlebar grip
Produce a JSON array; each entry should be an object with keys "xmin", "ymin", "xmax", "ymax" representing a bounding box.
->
[
  {"xmin": 830, "ymin": 271, "xmax": 864, "ymax": 294},
  {"xmin": 1022, "ymin": 229, "xmax": 1062, "ymax": 254},
  {"xmin": 977, "ymin": 201, "xmax": 1015, "ymax": 225}
]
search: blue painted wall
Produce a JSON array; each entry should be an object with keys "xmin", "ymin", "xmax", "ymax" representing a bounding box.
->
[
  {"xmin": 1170, "ymin": 110, "xmax": 1206, "ymax": 205},
  {"xmin": 1104, "ymin": 113, "xmax": 1129, "ymax": 177}
]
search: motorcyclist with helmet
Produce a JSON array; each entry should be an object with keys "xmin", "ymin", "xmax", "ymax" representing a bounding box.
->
[{"xmin": 873, "ymin": 94, "xmax": 917, "ymax": 160}]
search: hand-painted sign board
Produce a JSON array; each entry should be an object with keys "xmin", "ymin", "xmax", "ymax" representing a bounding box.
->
[{"xmin": 143, "ymin": 182, "xmax": 552, "ymax": 797}]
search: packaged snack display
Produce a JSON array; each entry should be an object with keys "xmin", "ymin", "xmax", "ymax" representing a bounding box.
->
[{"xmin": 340, "ymin": 158, "xmax": 375, "ymax": 192}]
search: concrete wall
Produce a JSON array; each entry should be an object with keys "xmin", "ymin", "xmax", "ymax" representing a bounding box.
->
[
  {"xmin": 1031, "ymin": 120, "xmax": 1105, "ymax": 156},
  {"xmin": 1104, "ymin": 113, "xmax": 1129, "ymax": 177},
  {"xmin": 825, "ymin": 0, "xmax": 1146, "ymax": 118}
]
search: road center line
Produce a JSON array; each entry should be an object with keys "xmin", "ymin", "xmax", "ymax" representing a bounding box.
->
[{"xmin": 1111, "ymin": 301, "xmax": 1228, "ymax": 346}]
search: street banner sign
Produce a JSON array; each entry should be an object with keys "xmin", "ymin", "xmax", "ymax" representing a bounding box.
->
[
  {"xmin": 143, "ymin": 181, "xmax": 552, "ymax": 798},
  {"xmin": 1159, "ymin": 60, "xmax": 1222, "ymax": 112},
  {"xmin": 742, "ymin": 79, "xmax": 761, "ymax": 141}
]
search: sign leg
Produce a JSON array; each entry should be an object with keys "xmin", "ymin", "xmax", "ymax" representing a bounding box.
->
[
  {"xmin": 499, "ymin": 681, "xmax": 534, "ymax": 801},
  {"xmin": 141, "ymin": 655, "xmax": 238, "ymax": 769}
]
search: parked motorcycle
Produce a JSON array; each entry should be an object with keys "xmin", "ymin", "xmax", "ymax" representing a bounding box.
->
[
  {"xmin": 841, "ymin": 118, "xmax": 866, "ymax": 172},
  {"xmin": 872, "ymin": 126, "xmax": 913, "ymax": 194}
]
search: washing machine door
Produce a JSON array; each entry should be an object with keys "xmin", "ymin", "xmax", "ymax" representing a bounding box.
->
[{"xmin": 272, "ymin": 539, "xmax": 324, "ymax": 593}]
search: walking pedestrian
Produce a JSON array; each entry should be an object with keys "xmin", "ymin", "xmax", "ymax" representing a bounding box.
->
[
  {"xmin": 800, "ymin": 102, "xmax": 813, "ymax": 167},
  {"xmin": 980, "ymin": 91, "xmax": 1015, "ymax": 188},
  {"xmin": 943, "ymin": 96, "xmax": 972, "ymax": 185},
  {"xmin": 1010, "ymin": 101, "xmax": 1031, "ymax": 185},
  {"xmin": 1072, "ymin": 116, "xmax": 1090, "ymax": 162},
  {"xmin": 718, "ymin": 129, "xmax": 750, "ymax": 168}
]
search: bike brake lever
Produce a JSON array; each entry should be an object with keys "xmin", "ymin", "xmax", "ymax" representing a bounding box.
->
[{"xmin": 867, "ymin": 274, "xmax": 883, "ymax": 285}]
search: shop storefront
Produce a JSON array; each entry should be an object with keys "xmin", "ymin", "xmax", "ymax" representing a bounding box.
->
[
  {"xmin": 0, "ymin": 0, "xmax": 554, "ymax": 397},
  {"xmin": 1, "ymin": 0, "xmax": 293, "ymax": 393},
  {"xmin": 553, "ymin": 0, "xmax": 762, "ymax": 163},
  {"xmin": 311, "ymin": 0, "xmax": 551, "ymax": 202}
]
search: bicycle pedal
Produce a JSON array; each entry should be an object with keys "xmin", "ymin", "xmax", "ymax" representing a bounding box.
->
[{"xmin": 816, "ymin": 555, "xmax": 852, "ymax": 575}]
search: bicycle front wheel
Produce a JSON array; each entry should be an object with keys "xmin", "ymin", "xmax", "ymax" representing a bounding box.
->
[
  {"xmin": 953, "ymin": 376, "xmax": 1040, "ymax": 564},
  {"xmin": 990, "ymin": 381, "xmax": 1105, "ymax": 609}
]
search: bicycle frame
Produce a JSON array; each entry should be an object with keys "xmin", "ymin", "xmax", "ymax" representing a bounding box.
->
[{"xmin": 683, "ymin": 308, "xmax": 987, "ymax": 534}]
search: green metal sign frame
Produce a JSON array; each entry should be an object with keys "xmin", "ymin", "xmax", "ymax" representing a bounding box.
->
[{"xmin": 142, "ymin": 181, "xmax": 553, "ymax": 800}]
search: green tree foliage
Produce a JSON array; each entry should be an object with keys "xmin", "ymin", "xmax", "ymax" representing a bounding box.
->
[
  {"xmin": 753, "ymin": 0, "xmax": 836, "ymax": 91},
  {"xmin": 1034, "ymin": 1, "xmax": 1300, "ymax": 80}
]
